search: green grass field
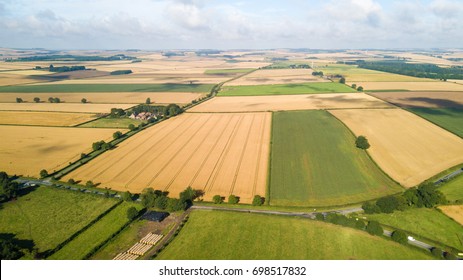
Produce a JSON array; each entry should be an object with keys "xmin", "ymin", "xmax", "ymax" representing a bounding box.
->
[
  {"xmin": 0, "ymin": 186, "xmax": 117, "ymax": 253},
  {"xmin": 408, "ymin": 108, "xmax": 463, "ymax": 138},
  {"xmin": 440, "ymin": 175, "xmax": 463, "ymax": 202},
  {"xmin": 366, "ymin": 208, "xmax": 463, "ymax": 250},
  {"xmin": 319, "ymin": 64, "xmax": 425, "ymax": 82},
  {"xmin": 78, "ymin": 117, "xmax": 142, "ymax": 128},
  {"xmin": 269, "ymin": 110, "xmax": 402, "ymax": 207},
  {"xmin": 48, "ymin": 202, "xmax": 143, "ymax": 260},
  {"xmin": 0, "ymin": 83, "xmax": 214, "ymax": 93},
  {"xmin": 156, "ymin": 211, "xmax": 432, "ymax": 260},
  {"xmin": 219, "ymin": 82, "xmax": 356, "ymax": 96},
  {"xmin": 204, "ymin": 69, "xmax": 253, "ymax": 75}
]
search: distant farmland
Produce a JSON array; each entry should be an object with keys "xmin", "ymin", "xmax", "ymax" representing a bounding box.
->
[
  {"xmin": 219, "ymin": 82, "xmax": 356, "ymax": 96},
  {"xmin": 65, "ymin": 113, "xmax": 271, "ymax": 203},
  {"xmin": 0, "ymin": 111, "xmax": 96, "ymax": 126},
  {"xmin": 269, "ymin": 110, "xmax": 402, "ymax": 207},
  {"xmin": 156, "ymin": 211, "xmax": 432, "ymax": 260}
]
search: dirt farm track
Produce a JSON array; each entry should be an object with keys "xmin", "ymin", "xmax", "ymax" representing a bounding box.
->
[{"xmin": 66, "ymin": 112, "xmax": 271, "ymax": 203}]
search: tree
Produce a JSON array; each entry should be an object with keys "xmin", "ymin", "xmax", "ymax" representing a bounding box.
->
[
  {"xmin": 80, "ymin": 153, "xmax": 87, "ymax": 159},
  {"xmin": 85, "ymin": 180, "xmax": 94, "ymax": 188},
  {"xmin": 166, "ymin": 198, "xmax": 187, "ymax": 212},
  {"xmin": 33, "ymin": 97, "xmax": 40, "ymax": 103},
  {"xmin": 212, "ymin": 195, "xmax": 223, "ymax": 204},
  {"xmin": 376, "ymin": 196, "xmax": 399, "ymax": 213},
  {"xmin": 417, "ymin": 183, "xmax": 446, "ymax": 208},
  {"xmin": 365, "ymin": 221, "xmax": 383, "ymax": 236},
  {"xmin": 252, "ymin": 195, "xmax": 264, "ymax": 206},
  {"xmin": 351, "ymin": 84, "xmax": 357, "ymax": 89},
  {"xmin": 444, "ymin": 252, "xmax": 457, "ymax": 260},
  {"xmin": 431, "ymin": 247, "xmax": 443, "ymax": 259},
  {"xmin": 0, "ymin": 172, "xmax": 19, "ymax": 201},
  {"xmin": 48, "ymin": 97, "xmax": 54, "ymax": 103},
  {"xmin": 165, "ymin": 104, "xmax": 183, "ymax": 117},
  {"xmin": 315, "ymin": 213, "xmax": 324, "ymax": 221},
  {"xmin": 355, "ymin": 135, "xmax": 370, "ymax": 149},
  {"xmin": 81, "ymin": 98, "xmax": 87, "ymax": 104},
  {"xmin": 67, "ymin": 178, "xmax": 76, "ymax": 185},
  {"xmin": 228, "ymin": 194, "xmax": 239, "ymax": 204},
  {"xmin": 128, "ymin": 124, "xmax": 136, "ymax": 131},
  {"xmin": 339, "ymin": 77, "xmax": 346, "ymax": 84},
  {"xmin": 391, "ymin": 230, "xmax": 408, "ymax": 244},
  {"xmin": 362, "ymin": 201, "xmax": 380, "ymax": 214},
  {"xmin": 141, "ymin": 188, "xmax": 158, "ymax": 208},
  {"xmin": 16, "ymin": 97, "xmax": 23, "ymax": 103},
  {"xmin": 355, "ymin": 219, "xmax": 365, "ymax": 230},
  {"xmin": 0, "ymin": 238, "xmax": 23, "ymax": 260},
  {"xmin": 126, "ymin": 207, "xmax": 138, "ymax": 220},
  {"xmin": 154, "ymin": 195, "xmax": 168, "ymax": 210},
  {"xmin": 54, "ymin": 97, "xmax": 61, "ymax": 103},
  {"xmin": 357, "ymin": 86, "xmax": 364, "ymax": 91},
  {"xmin": 121, "ymin": 191, "xmax": 133, "ymax": 202},
  {"xmin": 146, "ymin": 97, "xmax": 151, "ymax": 104},
  {"xmin": 39, "ymin": 169, "xmax": 48, "ymax": 178}
]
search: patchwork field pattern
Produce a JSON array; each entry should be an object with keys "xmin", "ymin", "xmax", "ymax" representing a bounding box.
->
[
  {"xmin": 330, "ymin": 109, "xmax": 463, "ymax": 187},
  {"xmin": 219, "ymin": 82, "xmax": 356, "ymax": 96},
  {"xmin": 65, "ymin": 113, "xmax": 271, "ymax": 203},
  {"xmin": 0, "ymin": 126, "xmax": 121, "ymax": 176},
  {"xmin": 0, "ymin": 111, "xmax": 96, "ymax": 126},
  {"xmin": 360, "ymin": 81, "xmax": 463, "ymax": 91},
  {"xmin": 270, "ymin": 110, "xmax": 402, "ymax": 207},
  {"xmin": 225, "ymin": 69, "xmax": 326, "ymax": 86},
  {"xmin": 368, "ymin": 91, "xmax": 463, "ymax": 108},
  {"xmin": 189, "ymin": 93, "xmax": 392, "ymax": 113}
]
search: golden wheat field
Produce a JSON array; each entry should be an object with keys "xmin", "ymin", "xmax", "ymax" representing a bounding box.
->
[
  {"xmin": 188, "ymin": 93, "xmax": 392, "ymax": 113},
  {"xmin": 0, "ymin": 126, "xmax": 121, "ymax": 177},
  {"xmin": 65, "ymin": 112, "xmax": 271, "ymax": 203},
  {"xmin": 0, "ymin": 111, "xmax": 96, "ymax": 126},
  {"xmin": 0, "ymin": 102, "xmax": 134, "ymax": 113},
  {"xmin": 360, "ymin": 81, "xmax": 463, "ymax": 91},
  {"xmin": 330, "ymin": 108, "xmax": 463, "ymax": 188},
  {"xmin": 0, "ymin": 92, "xmax": 201, "ymax": 105},
  {"xmin": 225, "ymin": 69, "xmax": 326, "ymax": 86},
  {"xmin": 438, "ymin": 205, "xmax": 463, "ymax": 225},
  {"xmin": 369, "ymin": 91, "xmax": 463, "ymax": 108}
]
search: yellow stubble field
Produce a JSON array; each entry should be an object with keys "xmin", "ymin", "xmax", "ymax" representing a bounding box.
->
[
  {"xmin": 330, "ymin": 108, "xmax": 463, "ymax": 188},
  {"xmin": 0, "ymin": 126, "xmax": 121, "ymax": 177},
  {"xmin": 65, "ymin": 112, "xmax": 271, "ymax": 203},
  {"xmin": 225, "ymin": 69, "xmax": 327, "ymax": 86},
  {"xmin": 189, "ymin": 93, "xmax": 392, "ymax": 113},
  {"xmin": 438, "ymin": 205, "xmax": 463, "ymax": 225},
  {"xmin": 0, "ymin": 111, "xmax": 96, "ymax": 126},
  {"xmin": 0, "ymin": 102, "xmax": 134, "ymax": 113}
]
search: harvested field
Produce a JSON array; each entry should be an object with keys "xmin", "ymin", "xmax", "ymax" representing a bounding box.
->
[
  {"xmin": 361, "ymin": 81, "xmax": 463, "ymax": 91},
  {"xmin": 219, "ymin": 82, "xmax": 356, "ymax": 96},
  {"xmin": 0, "ymin": 111, "xmax": 96, "ymax": 126},
  {"xmin": 368, "ymin": 91, "xmax": 463, "ymax": 108},
  {"xmin": 439, "ymin": 205, "xmax": 463, "ymax": 226},
  {"xmin": 156, "ymin": 211, "xmax": 432, "ymax": 260},
  {"xmin": 270, "ymin": 111, "xmax": 402, "ymax": 207},
  {"xmin": 330, "ymin": 109, "xmax": 463, "ymax": 187},
  {"xmin": 0, "ymin": 126, "xmax": 121, "ymax": 176},
  {"xmin": 225, "ymin": 69, "xmax": 326, "ymax": 86},
  {"xmin": 0, "ymin": 92, "xmax": 201, "ymax": 104},
  {"xmin": 189, "ymin": 93, "xmax": 392, "ymax": 113},
  {"xmin": 0, "ymin": 73, "xmax": 43, "ymax": 86},
  {"xmin": 0, "ymin": 102, "xmax": 134, "ymax": 113},
  {"xmin": 65, "ymin": 113, "xmax": 271, "ymax": 203}
]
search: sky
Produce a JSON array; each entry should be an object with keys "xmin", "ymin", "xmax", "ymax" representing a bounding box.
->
[{"xmin": 0, "ymin": 0, "xmax": 462, "ymax": 50}]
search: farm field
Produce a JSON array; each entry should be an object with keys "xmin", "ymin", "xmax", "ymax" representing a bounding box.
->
[
  {"xmin": 0, "ymin": 92, "xmax": 203, "ymax": 104},
  {"xmin": 0, "ymin": 83, "xmax": 214, "ymax": 93},
  {"xmin": 365, "ymin": 208, "xmax": 463, "ymax": 251},
  {"xmin": 0, "ymin": 111, "xmax": 96, "ymax": 126},
  {"xmin": 330, "ymin": 108, "xmax": 463, "ymax": 187},
  {"xmin": 156, "ymin": 211, "xmax": 432, "ymax": 260},
  {"xmin": 440, "ymin": 175, "xmax": 463, "ymax": 202},
  {"xmin": 49, "ymin": 202, "xmax": 143, "ymax": 260},
  {"xmin": 439, "ymin": 205, "xmax": 463, "ymax": 226},
  {"xmin": 189, "ymin": 93, "xmax": 392, "ymax": 113},
  {"xmin": 0, "ymin": 186, "xmax": 118, "ymax": 254},
  {"xmin": 65, "ymin": 112, "xmax": 271, "ymax": 203},
  {"xmin": 270, "ymin": 110, "xmax": 402, "ymax": 207},
  {"xmin": 219, "ymin": 82, "xmax": 356, "ymax": 96},
  {"xmin": 225, "ymin": 69, "xmax": 326, "ymax": 86},
  {"xmin": 0, "ymin": 125, "xmax": 121, "ymax": 176},
  {"xmin": 408, "ymin": 108, "xmax": 463, "ymax": 138},
  {"xmin": 0, "ymin": 102, "xmax": 134, "ymax": 113},
  {"xmin": 204, "ymin": 68, "xmax": 253, "ymax": 75},
  {"xmin": 319, "ymin": 64, "xmax": 432, "ymax": 82},
  {"xmin": 360, "ymin": 81, "xmax": 463, "ymax": 91},
  {"xmin": 368, "ymin": 91, "xmax": 463, "ymax": 108},
  {"xmin": 78, "ymin": 117, "xmax": 142, "ymax": 129}
]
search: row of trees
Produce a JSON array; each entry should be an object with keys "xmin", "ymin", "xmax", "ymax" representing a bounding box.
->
[
  {"xmin": 312, "ymin": 71, "xmax": 324, "ymax": 76},
  {"xmin": 0, "ymin": 171, "xmax": 19, "ymax": 202},
  {"xmin": 362, "ymin": 183, "xmax": 447, "ymax": 214},
  {"xmin": 315, "ymin": 212, "xmax": 385, "ymax": 236},
  {"xmin": 15, "ymin": 97, "xmax": 88, "ymax": 103},
  {"xmin": 139, "ymin": 186, "xmax": 200, "ymax": 212},
  {"xmin": 211, "ymin": 194, "xmax": 264, "ymax": 206}
]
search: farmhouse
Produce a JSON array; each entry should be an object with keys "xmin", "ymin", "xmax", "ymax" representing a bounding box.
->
[{"xmin": 129, "ymin": 112, "xmax": 157, "ymax": 121}]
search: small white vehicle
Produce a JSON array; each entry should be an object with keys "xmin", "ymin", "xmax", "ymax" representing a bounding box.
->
[{"xmin": 407, "ymin": 236, "xmax": 415, "ymax": 241}]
